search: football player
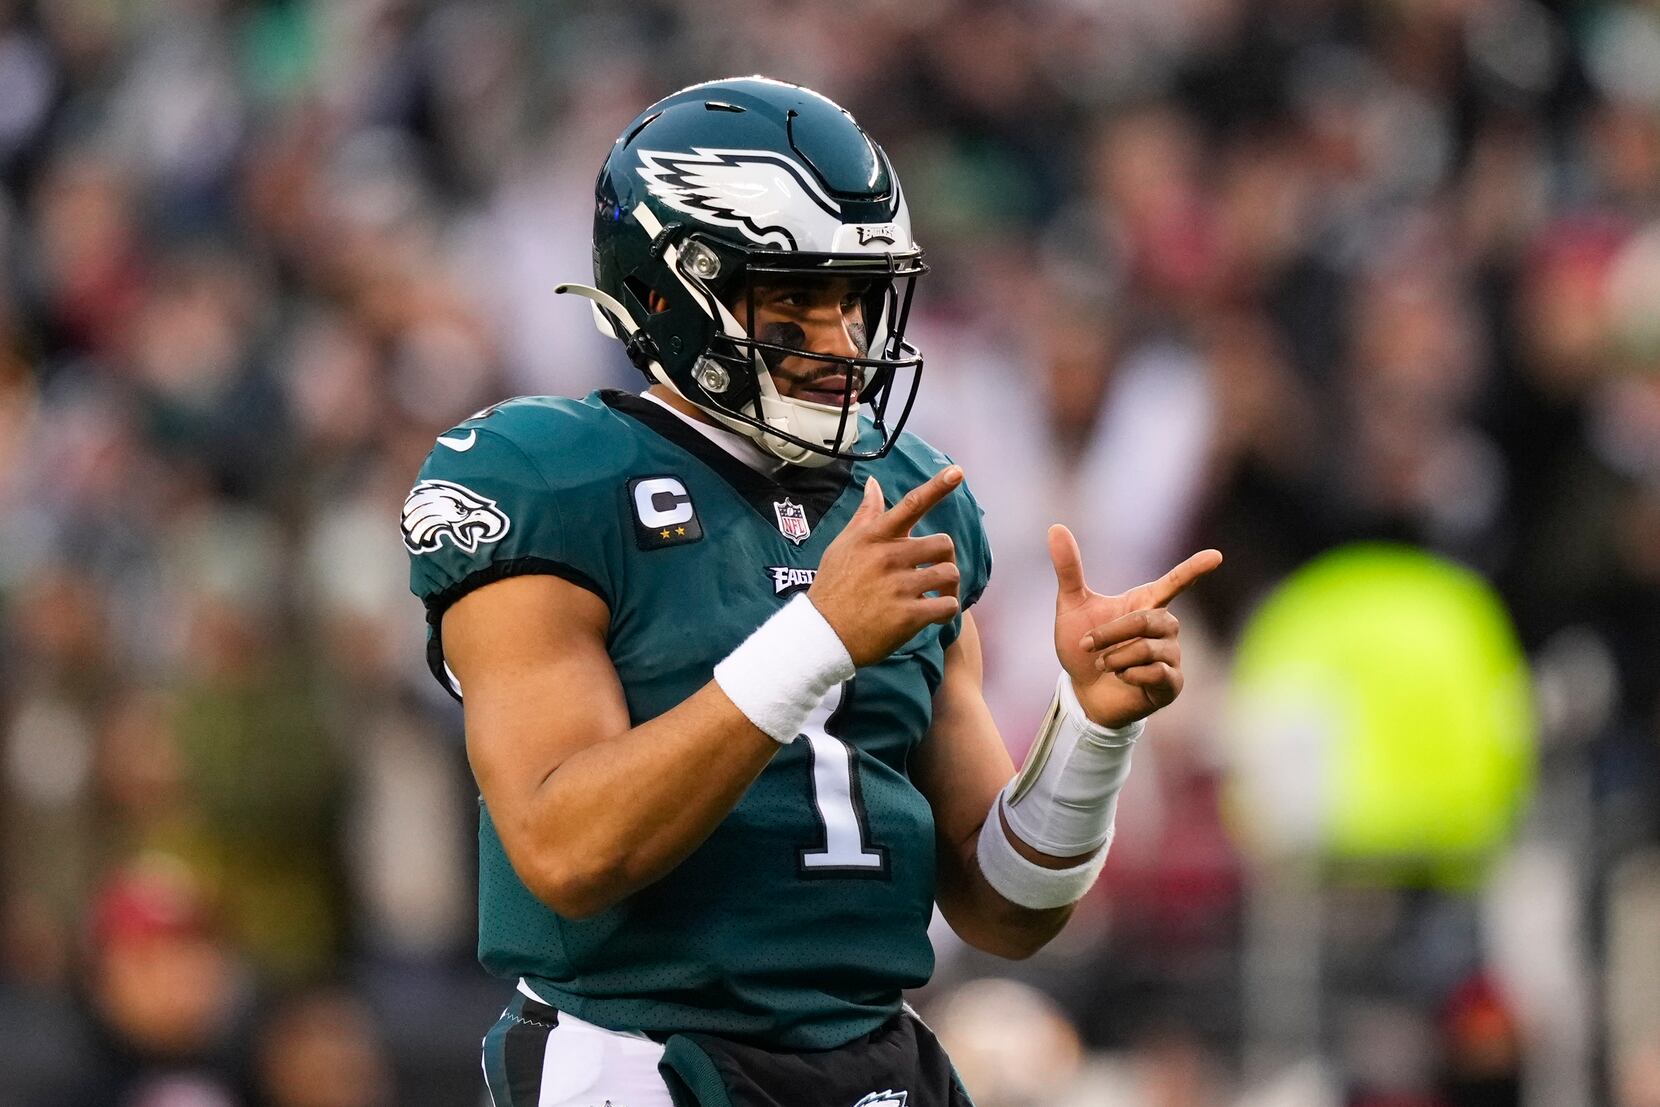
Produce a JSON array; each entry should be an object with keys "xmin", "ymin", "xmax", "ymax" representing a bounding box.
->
[{"xmin": 403, "ymin": 77, "xmax": 1221, "ymax": 1107}]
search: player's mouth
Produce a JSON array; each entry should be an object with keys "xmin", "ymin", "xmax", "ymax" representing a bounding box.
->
[{"xmin": 796, "ymin": 375, "xmax": 860, "ymax": 407}]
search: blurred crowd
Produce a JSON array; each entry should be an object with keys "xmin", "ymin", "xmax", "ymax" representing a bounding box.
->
[{"xmin": 0, "ymin": 0, "xmax": 1657, "ymax": 1104}]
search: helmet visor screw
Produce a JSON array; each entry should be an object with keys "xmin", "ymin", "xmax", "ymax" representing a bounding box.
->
[
  {"xmin": 683, "ymin": 242, "xmax": 721, "ymax": 280},
  {"xmin": 695, "ymin": 358, "xmax": 731, "ymax": 394}
]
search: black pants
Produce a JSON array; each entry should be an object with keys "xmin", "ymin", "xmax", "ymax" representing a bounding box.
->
[{"xmin": 660, "ymin": 1006, "xmax": 975, "ymax": 1107}]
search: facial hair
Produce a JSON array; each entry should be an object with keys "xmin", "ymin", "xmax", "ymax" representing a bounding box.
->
[{"xmin": 755, "ymin": 321, "xmax": 871, "ymax": 401}]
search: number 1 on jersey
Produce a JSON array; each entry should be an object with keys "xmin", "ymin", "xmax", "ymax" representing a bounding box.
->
[{"xmin": 798, "ymin": 682, "xmax": 889, "ymax": 876}]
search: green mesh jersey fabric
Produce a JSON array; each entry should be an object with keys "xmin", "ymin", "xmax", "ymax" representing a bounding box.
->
[{"xmin": 404, "ymin": 390, "xmax": 993, "ymax": 1050}]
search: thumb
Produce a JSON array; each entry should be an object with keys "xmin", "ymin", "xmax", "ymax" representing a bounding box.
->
[{"xmin": 1048, "ymin": 524, "xmax": 1089, "ymax": 603}]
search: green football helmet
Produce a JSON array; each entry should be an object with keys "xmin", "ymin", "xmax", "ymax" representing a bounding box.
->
[{"xmin": 556, "ymin": 76, "xmax": 927, "ymax": 467}]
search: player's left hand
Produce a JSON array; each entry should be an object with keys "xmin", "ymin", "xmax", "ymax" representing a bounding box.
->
[{"xmin": 1048, "ymin": 525, "xmax": 1222, "ymax": 729}]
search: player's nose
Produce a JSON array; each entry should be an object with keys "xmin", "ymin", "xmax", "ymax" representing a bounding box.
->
[{"xmin": 807, "ymin": 311, "xmax": 861, "ymax": 361}]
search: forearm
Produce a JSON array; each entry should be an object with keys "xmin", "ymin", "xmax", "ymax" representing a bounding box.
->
[
  {"xmin": 920, "ymin": 617, "xmax": 1109, "ymax": 958},
  {"xmin": 936, "ymin": 676, "xmax": 1141, "ymax": 955},
  {"xmin": 506, "ymin": 681, "xmax": 781, "ymax": 917},
  {"xmin": 483, "ymin": 591, "xmax": 853, "ymax": 918},
  {"xmin": 937, "ymin": 806, "xmax": 1084, "ymax": 958}
]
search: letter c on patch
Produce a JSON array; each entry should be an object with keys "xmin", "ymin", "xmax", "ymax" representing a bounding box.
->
[{"xmin": 633, "ymin": 476, "xmax": 694, "ymax": 527}]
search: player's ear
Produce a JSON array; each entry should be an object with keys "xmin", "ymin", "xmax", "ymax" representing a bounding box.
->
[{"xmin": 646, "ymin": 290, "xmax": 670, "ymax": 314}]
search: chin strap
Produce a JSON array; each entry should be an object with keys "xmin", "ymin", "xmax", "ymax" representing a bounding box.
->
[{"xmin": 553, "ymin": 283, "xmax": 666, "ymax": 379}]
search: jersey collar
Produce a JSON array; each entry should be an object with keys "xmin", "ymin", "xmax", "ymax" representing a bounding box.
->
[
  {"xmin": 602, "ymin": 390, "xmax": 855, "ymax": 537},
  {"xmin": 638, "ymin": 390, "xmax": 791, "ymax": 478}
]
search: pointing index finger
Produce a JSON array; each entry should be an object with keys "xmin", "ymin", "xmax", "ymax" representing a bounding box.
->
[
  {"xmin": 877, "ymin": 465, "xmax": 964, "ymax": 536},
  {"xmin": 1140, "ymin": 548, "xmax": 1224, "ymax": 608}
]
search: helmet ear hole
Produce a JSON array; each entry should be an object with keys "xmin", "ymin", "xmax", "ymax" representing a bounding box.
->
[{"xmin": 622, "ymin": 276, "xmax": 662, "ymax": 316}]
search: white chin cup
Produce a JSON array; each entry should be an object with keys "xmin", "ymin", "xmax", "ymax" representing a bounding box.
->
[
  {"xmin": 698, "ymin": 367, "xmax": 861, "ymax": 468},
  {"xmin": 756, "ymin": 391, "xmax": 862, "ymax": 467}
]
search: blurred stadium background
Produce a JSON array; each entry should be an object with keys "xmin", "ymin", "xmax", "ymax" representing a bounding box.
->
[{"xmin": 0, "ymin": 0, "xmax": 1657, "ymax": 1104}]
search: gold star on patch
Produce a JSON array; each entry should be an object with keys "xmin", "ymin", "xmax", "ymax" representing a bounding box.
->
[
  {"xmin": 676, "ymin": 526, "xmax": 686, "ymax": 536},
  {"xmin": 659, "ymin": 528, "xmax": 671, "ymax": 539}
]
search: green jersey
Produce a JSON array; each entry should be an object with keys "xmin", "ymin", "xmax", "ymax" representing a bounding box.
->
[{"xmin": 403, "ymin": 390, "xmax": 992, "ymax": 1050}]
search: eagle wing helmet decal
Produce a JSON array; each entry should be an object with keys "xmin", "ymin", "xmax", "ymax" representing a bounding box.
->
[
  {"xmin": 402, "ymin": 479, "xmax": 511, "ymax": 554},
  {"xmin": 635, "ymin": 147, "xmax": 843, "ymax": 250}
]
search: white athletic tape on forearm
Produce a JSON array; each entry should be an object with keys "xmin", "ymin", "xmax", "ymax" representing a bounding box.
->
[
  {"xmin": 714, "ymin": 593, "xmax": 856, "ymax": 745},
  {"xmin": 975, "ymin": 801, "xmax": 1110, "ymax": 910},
  {"xmin": 1001, "ymin": 673, "xmax": 1143, "ymax": 856}
]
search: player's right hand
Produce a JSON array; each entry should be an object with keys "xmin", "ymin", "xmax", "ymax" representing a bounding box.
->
[{"xmin": 808, "ymin": 467, "xmax": 965, "ymax": 668}]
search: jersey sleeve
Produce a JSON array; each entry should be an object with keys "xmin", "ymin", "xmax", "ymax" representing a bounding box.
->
[
  {"xmin": 940, "ymin": 464, "xmax": 993, "ymax": 649},
  {"xmin": 404, "ymin": 426, "xmax": 616, "ymax": 698},
  {"xmin": 956, "ymin": 475, "xmax": 994, "ymax": 612}
]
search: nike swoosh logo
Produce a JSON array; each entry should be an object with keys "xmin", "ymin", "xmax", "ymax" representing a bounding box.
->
[{"xmin": 437, "ymin": 430, "xmax": 477, "ymax": 452}]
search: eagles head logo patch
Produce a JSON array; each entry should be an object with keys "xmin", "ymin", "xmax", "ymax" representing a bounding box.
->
[{"xmin": 402, "ymin": 479, "xmax": 511, "ymax": 554}]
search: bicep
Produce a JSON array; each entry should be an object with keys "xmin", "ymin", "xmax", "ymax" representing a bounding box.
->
[
  {"xmin": 441, "ymin": 573, "xmax": 625, "ymax": 842},
  {"xmin": 913, "ymin": 611, "xmax": 1016, "ymax": 858}
]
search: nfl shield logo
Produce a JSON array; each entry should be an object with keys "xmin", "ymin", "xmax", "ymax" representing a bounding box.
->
[{"xmin": 774, "ymin": 499, "xmax": 811, "ymax": 545}]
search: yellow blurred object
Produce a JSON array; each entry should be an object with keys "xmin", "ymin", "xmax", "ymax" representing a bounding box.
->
[{"xmin": 1225, "ymin": 544, "xmax": 1535, "ymax": 884}]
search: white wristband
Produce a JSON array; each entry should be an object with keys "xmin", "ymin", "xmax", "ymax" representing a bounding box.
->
[
  {"xmin": 975, "ymin": 801, "xmax": 1110, "ymax": 910},
  {"xmin": 714, "ymin": 593, "xmax": 855, "ymax": 744},
  {"xmin": 1001, "ymin": 673, "xmax": 1143, "ymax": 857}
]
